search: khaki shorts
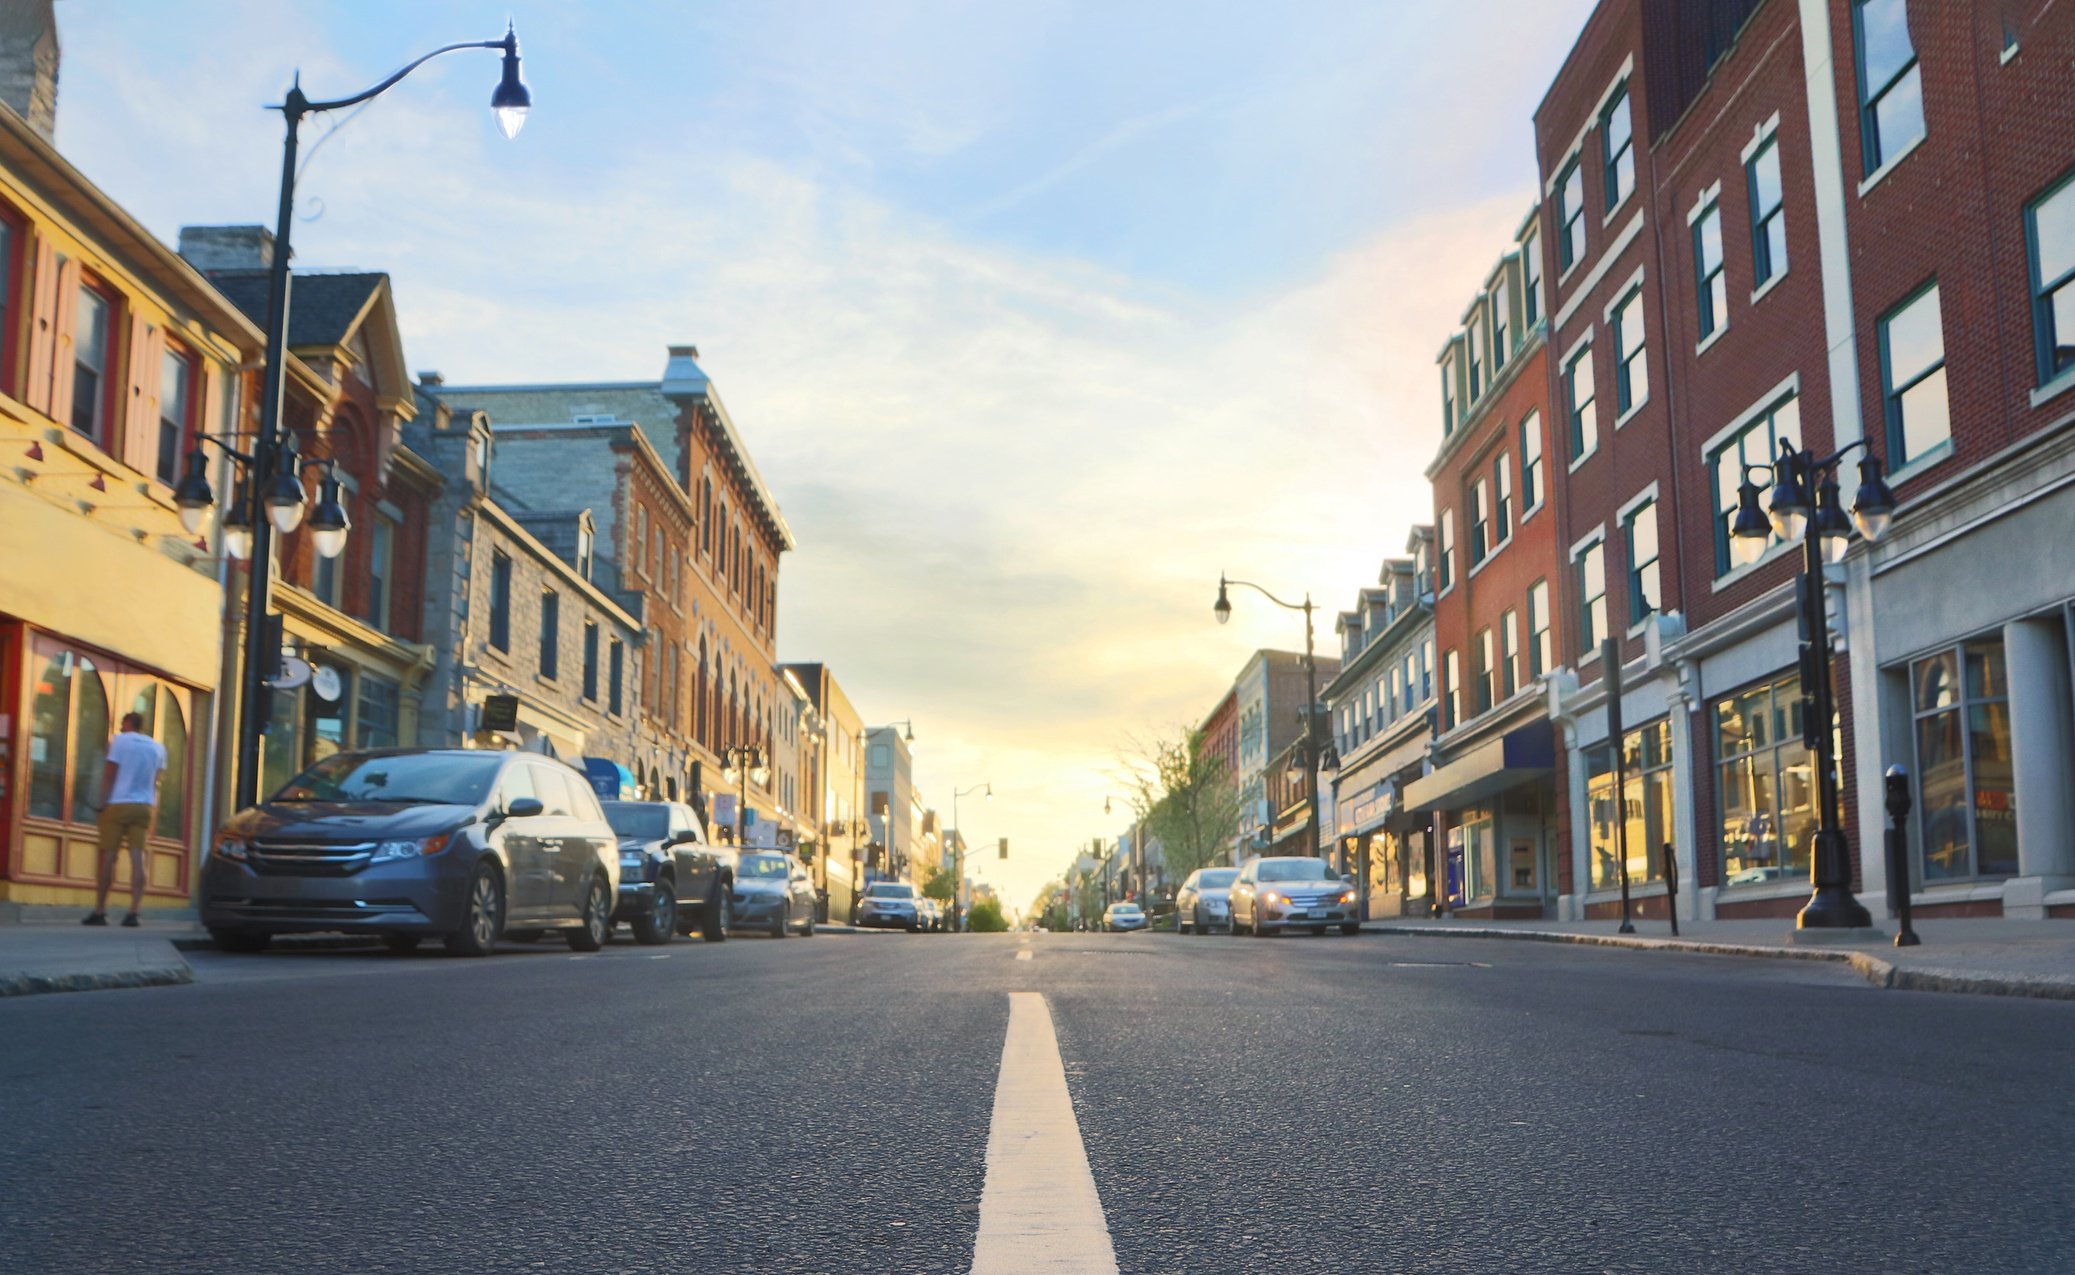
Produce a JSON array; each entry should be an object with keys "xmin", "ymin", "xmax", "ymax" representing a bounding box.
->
[{"xmin": 96, "ymin": 803, "xmax": 153, "ymax": 856}]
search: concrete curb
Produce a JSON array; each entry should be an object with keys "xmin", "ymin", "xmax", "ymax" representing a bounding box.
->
[
  {"xmin": 1375, "ymin": 924, "xmax": 2075, "ymax": 1002},
  {"xmin": 0, "ymin": 963, "xmax": 193, "ymax": 997}
]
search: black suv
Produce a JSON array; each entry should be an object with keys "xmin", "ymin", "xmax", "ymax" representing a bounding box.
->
[
  {"xmin": 201, "ymin": 749, "xmax": 620, "ymax": 956},
  {"xmin": 600, "ymin": 800, "xmax": 736, "ymax": 943}
]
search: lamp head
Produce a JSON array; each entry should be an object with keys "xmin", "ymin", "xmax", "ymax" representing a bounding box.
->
[
  {"xmin": 1765, "ymin": 448, "xmax": 1810, "ymax": 541},
  {"xmin": 1813, "ymin": 474, "xmax": 1853, "ymax": 563},
  {"xmin": 263, "ymin": 463, "xmax": 306, "ymax": 535},
  {"xmin": 173, "ymin": 450, "xmax": 215, "ymax": 535},
  {"xmin": 1729, "ymin": 478, "xmax": 1772, "ymax": 566},
  {"xmin": 308, "ymin": 469, "xmax": 352, "ymax": 560},
  {"xmin": 1213, "ymin": 577, "xmax": 1232, "ymax": 625},
  {"xmin": 1851, "ymin": 455, "xmax": 1897, "ymax": 543},
  {"xmin": 491, "ymin": 24, "xmax": 531, "ymax": 139},
  {"xmin": 220, "ymin": 493, "xmax": 255, "ymax": 561}
]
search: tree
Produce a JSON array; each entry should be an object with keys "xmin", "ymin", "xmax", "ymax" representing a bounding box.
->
[
  {"xmin": 968, "ymin": 899, "xmax": 1009, "ymax": 932},
  {"xmin": 1122, "ymin": 726, "xmax": 1242, "ymax": 882},
  {"xmin": 921, "ymin": 866, "xmax": 957, "ymax": 902}
]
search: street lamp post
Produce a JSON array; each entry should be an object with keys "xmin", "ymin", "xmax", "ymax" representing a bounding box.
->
[
  {"xmin": 1729, "ymin": 438, "xmax": 1897, "ymax": 930},
  {"xmin": 720, "ymin": 744, "xmax": 770, "ymax": 847},
  {"xmin": 951, "ymin": 781, "xmax": 991, "ymax": 931},
  {"xmin": 183, "ymin": 27, "xmax": 529, "ymax": 810},
  {"xmin": 1214, "ymin": 574, "xmax": 1327, "ymax": 876}
]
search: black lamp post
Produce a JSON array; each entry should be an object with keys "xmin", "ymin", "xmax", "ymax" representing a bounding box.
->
[
  {"xmin": 1214, "ymin": 574, "xmax": 1326, "ymax": 874},
  {"xmin": 191, "ymin": 25, "xmax": 530, "ymax": 811},
  {"xmin": 721, "ymin": 744, "xmax": 770, "ymax": 847},
  {"xmin": 1729, "ymin": 438, "xmax": 1898, "ymax": 929}
]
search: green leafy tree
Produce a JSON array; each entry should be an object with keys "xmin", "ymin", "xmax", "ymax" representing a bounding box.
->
[
  {"xmin": 968, "ymin": 899, "xmax": 1009, "ymax": 932},
  {"xmin": 921, "ymin": 866, "xmax": 957, "ymax": 902},
  {"xmin": 1123, "ymin": 726, "xmax": 1242, "ymax": 882}
]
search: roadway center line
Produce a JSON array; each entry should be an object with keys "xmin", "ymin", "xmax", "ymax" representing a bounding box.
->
[
  {"xmin": 970, "ymin": 992, "xmax": 1118, "ymax": 1275},
  {"xmin": 1015, "ymin": 950, "xmax": 1034, "ymax": 962}
]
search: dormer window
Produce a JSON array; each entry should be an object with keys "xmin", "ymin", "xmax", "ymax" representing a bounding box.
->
[{"xmin": 576, "ymin": 523, "xmax": 595, "ymax": 581}]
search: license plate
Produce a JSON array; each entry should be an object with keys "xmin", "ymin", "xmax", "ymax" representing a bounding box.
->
[{"xmin": 1306, "ymin": 909, "xmax": 1328, "ymax": 919}]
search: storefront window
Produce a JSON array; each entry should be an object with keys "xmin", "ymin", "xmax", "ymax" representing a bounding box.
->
[
  {"xmin": 261, "ymin": 682, "xmax": 304, "ymax": 799},
  {"xmin": 1716, "ymin": 676, "xmax": 1817, "ymax": 888},
  {"xmin": 155, "ymin": 694, "xmax": 188, "ymax": 840},
  {"xmin": 1404, "ymin": 832, "xmax": 1428, "ymax": 899},
  {"xmin": 1461, "ymin": 810, "xmax": 1493, "ymax": 899},
  {"xmin": 69, "ymin": 657, "xmax": 109, "ymax": 820},
  {"xmin": 1912, "ymin": 639, "xmax": 2016, "ymax": 881},
  {"xmin": 1587, "ymin": 719, "xmax": 1673, "ymax": 891},
  {"xmin": 27, "ymin": 651, "xmax": 73, "ymax": 820}
]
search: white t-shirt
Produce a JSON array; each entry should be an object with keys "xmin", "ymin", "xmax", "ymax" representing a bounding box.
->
[{"xmin": 105, "ymin": 731, "xmax": 168, "ymax": 805}]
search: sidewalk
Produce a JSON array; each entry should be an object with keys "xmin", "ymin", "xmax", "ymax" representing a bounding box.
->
[
  {"xmin": 0, "ymin": 916, "xmax": 193, "ymax": 997},
  {"xmin": 1369, "ymin": 915, "xmax": 2075, "ymax": 1001}
]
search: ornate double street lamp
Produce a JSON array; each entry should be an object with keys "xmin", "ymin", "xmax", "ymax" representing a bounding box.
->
[
  {"xmin": 1728, "ymin": 438, "xmax": 1898, "ymax": 930},
  {"xmin": 721, "ymin": 744, "xmax": 771, "ymax": 847},
  {"xmin": 183, "ymin": 26, "xmax": 530, "ymax": 810},
  {"xmin": 1214, "ymin": 574, "xmax": 1328, "ymax": 875}
]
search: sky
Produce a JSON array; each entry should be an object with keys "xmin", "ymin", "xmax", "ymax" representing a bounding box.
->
[{"xmin": 56, "ymin": 0, "xmax": 1595, "ymax": 913}]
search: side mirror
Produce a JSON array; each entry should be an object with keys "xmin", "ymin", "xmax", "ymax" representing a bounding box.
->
[{"xmin": 504, "ymin": 797, "xmax": 545, "ymax": 820}]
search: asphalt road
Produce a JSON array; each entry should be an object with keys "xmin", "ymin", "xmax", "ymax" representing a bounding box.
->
[{"xmin": 3, "ymin": 927, "xmax": 2073, "ymax": 1274}]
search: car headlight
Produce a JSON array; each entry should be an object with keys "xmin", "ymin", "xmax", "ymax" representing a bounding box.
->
[
  {"xmin": 1262, "ymin": 891, "xmax": 1283, "ymax": 905},
  {"xmin": 371, "ymin": 836, "xmax": 448, "ymax": 863},
  {"xmin": 212, "ymin": 832, "xmax": 249, "ymax": 862},
  {"xmin": 1340, "ymin": 890, "xmax": 1356, "ymax": 904}
]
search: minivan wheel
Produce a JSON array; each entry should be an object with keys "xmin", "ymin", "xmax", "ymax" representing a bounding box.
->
[
  {"xmin": 702, "ymin": 887, "xmax": 732, "ymax": 943},
  {"xmin": 770, "ymin": 904, "xmax": 788, "ymax": 939},
  {"xmin": 444, "ymin": 864, "xmax": 503, "ymax": 957},
  {"xmin": 566, "ymin": 877, "xmax": 610, "ymax": 952},
  {"xmin": 632, "ymin": 880, "xmax": 676, "ymax": 946},
  {"xmin": 381, "ymin": 934, "xmax": 422, "ymax": 954},
  {"xmin": 209, "ymin": 928, "xmax": 270, "ymax": 953}
]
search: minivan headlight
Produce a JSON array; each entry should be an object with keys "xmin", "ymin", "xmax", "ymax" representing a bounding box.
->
[
  {"xmin": 212, "ymin": 833, "xmax": 249, "ymax": 862},
  {"xmin": 371, "ymin": 836, "xmax": 448, "ymax": 863}
]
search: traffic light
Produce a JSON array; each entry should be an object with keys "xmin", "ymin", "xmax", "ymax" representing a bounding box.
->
[{"xmin": 998, "ymin": 837, "xmax": 1009, "ymax": 860}]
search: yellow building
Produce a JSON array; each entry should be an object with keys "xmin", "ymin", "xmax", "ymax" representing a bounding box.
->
[{"xmin": 0, "ymin": 93, "xmax": 264, "ymax": 912}]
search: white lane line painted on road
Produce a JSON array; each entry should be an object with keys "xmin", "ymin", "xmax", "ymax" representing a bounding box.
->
[
  {"xmin": 1015, "ymin": 950, "xmax": 1033, "ymax": 962},
  {"xmin": 971, "ymin": 992, "xmax": 1118, "ymax": 1275}
]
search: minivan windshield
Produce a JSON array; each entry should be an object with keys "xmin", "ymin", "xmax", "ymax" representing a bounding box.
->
[
  {"xmin": 739, "ymin": 854, "xmax": 789, "ymax": 879},
  {"xmin": 1198, "ymin": 869, "xmax": 1238, "ymax": 888},
  {"xmin": 601, "ymin": 802, "xmax": 670, "ymax": 840},
  {"xmin": 273, "ymin": 752, "xmax": 504, "ymax": 806},
  {"xmin": 1256, "ymin": 858, "xmax": 1336, "ymax": 883},
  {"xmin": 866, "ymin": 883, "xmax": 915, "ymax": 899}
]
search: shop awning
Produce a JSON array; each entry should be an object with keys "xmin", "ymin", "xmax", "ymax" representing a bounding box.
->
[{"xmin": 1402, "ymin": 720, "xmax": 1555, "ymax": 812}]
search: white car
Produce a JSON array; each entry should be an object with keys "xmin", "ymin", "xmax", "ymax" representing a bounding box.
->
[
  {"xmin": 1175, "ymin": 866, "xmax": 1239, "ymax": 934},
  {"xmin": 1102, "ymin": 902, "xmax": 1148, "ymax": 932},
  {"xmin": 1228, "ymin": 856, "xmax": 1360, "ymax": 937}
]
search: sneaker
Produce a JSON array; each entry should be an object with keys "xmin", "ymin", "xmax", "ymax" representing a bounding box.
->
[
  {"xmin": 81, "ymin": 913, "xmax": 107, "ymax": 926},
  {"xmin": 120, "ymin": 913, "xmax": 140, "ymax": 929}
]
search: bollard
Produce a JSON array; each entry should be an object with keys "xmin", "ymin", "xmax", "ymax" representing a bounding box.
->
[
  {"xmin": 1884, "ymin": 765, "xmax": 1921, "ymax": 948},
  {"xmin": 1661, "ymin": 842, "xmax": 1679, "ymax": 937}
]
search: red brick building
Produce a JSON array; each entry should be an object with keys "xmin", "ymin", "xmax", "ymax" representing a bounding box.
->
[{"xmin": 1408, "ymin": 206, "xmax": 1566, "ymax": 917}]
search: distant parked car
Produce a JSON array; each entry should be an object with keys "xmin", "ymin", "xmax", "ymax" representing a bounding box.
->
[
  {"xmin": 917, "ymin": 897, "xmax": 944, "ymax": 932},
  {"xmin": 733, "ymin": 851, "xmax": 817, "ymax": 938},
  {"xmin": 857, "ymin": 881, "xmax": 922, "ymax": 931},
  {"xmin": 1228, "ymin": 856, "xmax": 1359, "ymax": 937},
  {"xmin": 1175, "ymin": 867, "xmax": 1239, "ymax": 934},
  {"xmin": 202, "ymin": 749, "xmax": 618, "ymax": 956},
  {"xmin": 1103, "ymin": 901, "xmax": 1148, "ymax": 932},
  {"xmin": 599, "ymin": 800, "xmax": 735, "ymax": 943}
]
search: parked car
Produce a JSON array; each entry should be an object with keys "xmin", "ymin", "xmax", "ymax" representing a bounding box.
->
[
  {"xmin": 202, "ymin": 749, "xmax": 619, "ymax": 956},
  {"xmin": 599, "ymin": 800, "xmax": 735, "ymax": 943},
  {"xmin": 1228, "ymin": 856, "xmax": 1360, "ymax": 937},
  {"xmin": 857, "ymin": 881, "xmax": 921, "ymax": 931},
  {"xmin": 1103, "ymin": 901, "xmax": 1148, "ymax": 932},
  {"xmin": 733, "ymin": 850, "xmax": 817, "ymax": 938},
  {"xmin": 915, "ymin": 897, "xmax": 940, "ymax": 932},
  {"xmin": 1175, "ymin": 866, "xmax": 1239, "ymax": 934}
]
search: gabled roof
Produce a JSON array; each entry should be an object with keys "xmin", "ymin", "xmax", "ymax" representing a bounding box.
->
[{"xmin": 205, "ymin": 270, "xmax": 385, "ymax": 348}]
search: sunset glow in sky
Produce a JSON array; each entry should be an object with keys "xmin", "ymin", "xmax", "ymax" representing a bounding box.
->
[{"xmin": 61, "ymin": 0, "xmax": 1595, "ymax": 910}]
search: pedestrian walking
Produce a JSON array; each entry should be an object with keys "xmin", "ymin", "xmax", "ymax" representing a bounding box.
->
[{"xmin": 82, "ymin": 712, "xmax": 166, "ymax": 929}]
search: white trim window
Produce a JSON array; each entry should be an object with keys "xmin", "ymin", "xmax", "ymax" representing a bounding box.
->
[
  {"xmin": 1470, "ymin": 479, "xmax": 1491, "ymax": 564},
  {"xmin": 1499, "ymin": 609, "xmax": 1519, "ymax": 700},
  {"xmin": 1613, "ymin": 286, "xmax": 1648, "ymax": 416},
  {"xmin": 1602, "ymin": 83, "xmax": 1635, "ymax": 211},
  {"xmin": 1438, "ymin": 510, "xmax": 1457, "ymax": 593},
  {"xmin": 1708, "ymin": 392, "xmax": 1800, "ymax": 575},
  {"xmin": 1910, "ymin": 639, "xmax": 2018, "ymax": 883},
  {"xmin": 1694, "ymin": 199, "xmax": 1727, "ymax": 342},
  {"xmin": 1520, "ymin": 410, "xmax": 1545, "ymax": 511},
  {"xmin": 1441, "ymin": 352, "xmax": 1459, "ymax": 435},
  {"xmin": 1853, "ymin": 0, "xmax": 1925, "ymax": 176},
  {"xmin": 1527, "ymin": 579, "xmax": 1552, "ymax": 678},
  {"xmin": 1566, "ymin": 341, "xmax": 1599, "ymax": 462},
  {"xmin": 1493, "ymin": 452, "xmax": 1513, "ymax": 545},
  {"xmin": 1879, "ymin": 281, "xmax": 1950, "ymax": 467},
  {"xmin": 1748, "ymin": 135, "xmax": 1787, "ymax": 287},
  {"xmin": 1558, "ymin": 160, "xmax": 1586, "ymax": 272},
  {"xmin": 1467, "ymin": 315, "xmax": 1485, "ymax": 402},
  {"xmin": 2027, "ymin": 169, "xmax": 2075, "ymax": 387},
  {"xmin": 1491, "ymin": 277, "xmax": 1511, "ymax": 367},
  {"xmin": 1624, "ymin": 498, "xmax": 1660, "ymax": 622},
  {"xmin": 1523, "ymin": 226, "xmax": 1544, "ymax": 326},
  {"xmin": 1575, "ymin": 536, "xmax": 1608, "ymax": 653}
]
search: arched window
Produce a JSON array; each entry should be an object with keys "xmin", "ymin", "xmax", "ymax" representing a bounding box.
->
[
  {"xmin": 696, "ymin": 638, "xmax": 709, "ymax": 747},
  {"xmin": 69, "ymin": 657, "xmax": 109, "ymax": 820}
]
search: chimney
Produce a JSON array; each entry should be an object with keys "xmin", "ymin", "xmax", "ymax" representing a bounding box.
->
[
  {"xmin": 177, "ymin": 225, "xmax": 278, "ymax": 273},
  {"xmin": 659, "ymin": 344, "xmax": 710, "ymax": 398},
  {"xmin": 417, "ymin": 370, "xmax": 444, "ymax": 387},
  {"xmin": 0, "ymin": 0, "xmax": 58, "ymax": 141}
]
